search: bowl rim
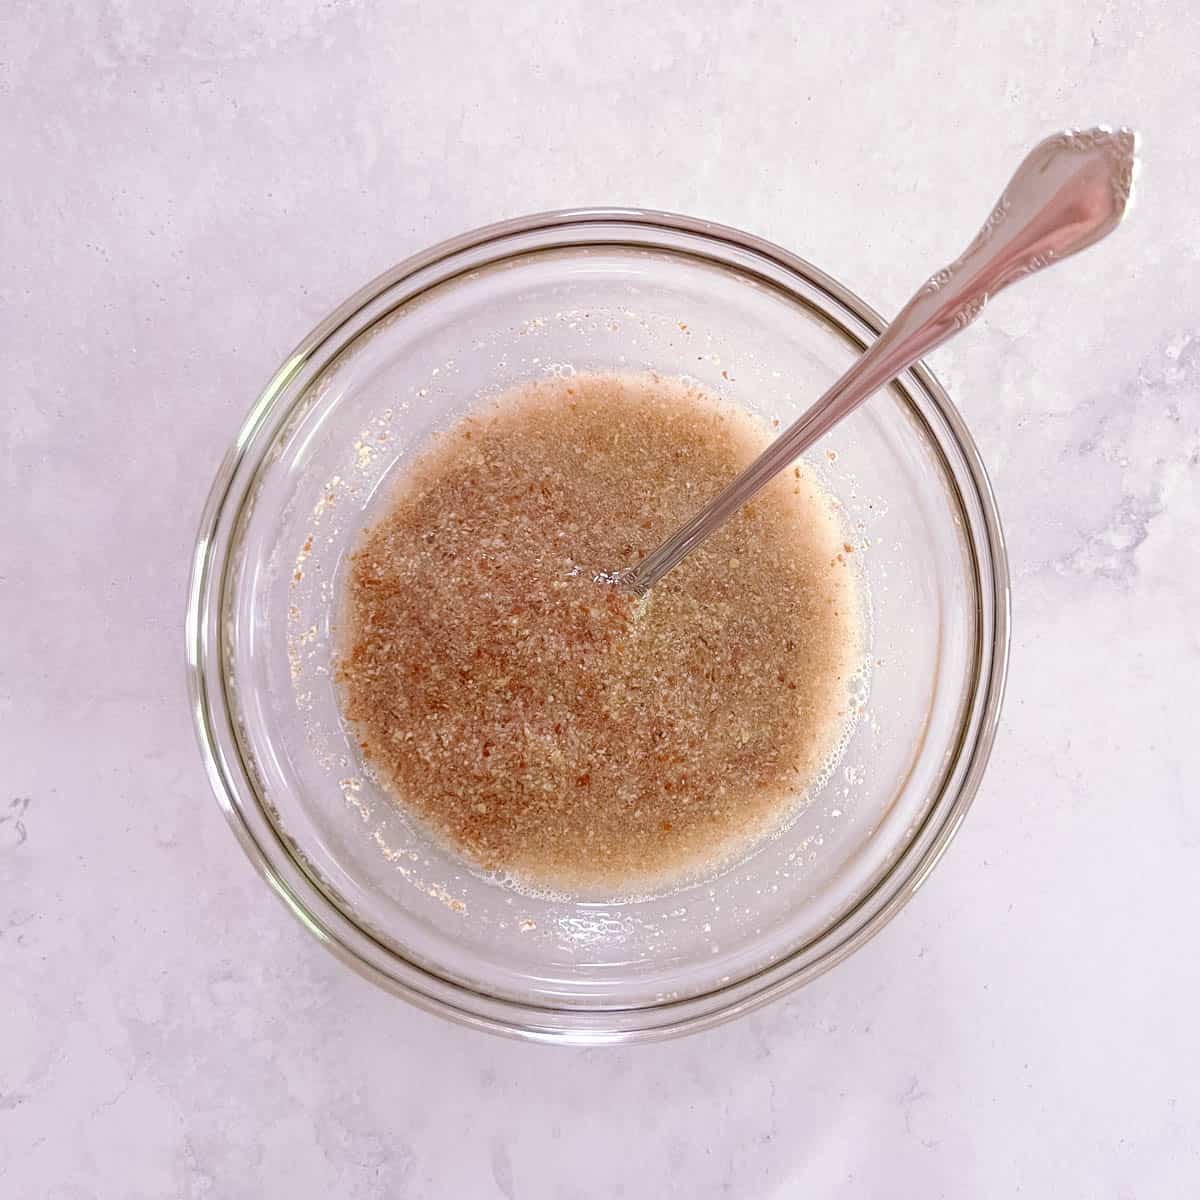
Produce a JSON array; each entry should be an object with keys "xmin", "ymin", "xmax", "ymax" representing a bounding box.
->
[{"xmin": 186, "ymin": 207, "xmax": 1011, "ymax": 1043}]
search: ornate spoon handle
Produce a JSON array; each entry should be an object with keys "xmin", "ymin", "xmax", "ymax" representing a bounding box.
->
[{"xmin": 622, "ymin": 127, "xmax": 1139, "ymax": 595}]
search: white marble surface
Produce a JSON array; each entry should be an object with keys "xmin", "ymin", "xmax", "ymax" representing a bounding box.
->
[{"xmin": 4, "ymin": 2, "xmax": 1199, "ymax": 1195}]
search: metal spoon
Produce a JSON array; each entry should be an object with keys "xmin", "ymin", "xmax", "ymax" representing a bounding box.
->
[{"xmin": 616, "ymin": 126, "xmax": 1139, "ymax": 596}]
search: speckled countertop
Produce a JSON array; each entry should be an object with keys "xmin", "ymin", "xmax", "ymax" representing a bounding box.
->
[{"xmin": 3, "ymin": 2, "xmax": 1198, "ymax": 1195}]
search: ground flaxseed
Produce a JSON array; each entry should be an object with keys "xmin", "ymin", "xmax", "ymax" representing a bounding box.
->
[{"xmin": 336, "ymin": 372, "xmax": 863, "ymax": 889}]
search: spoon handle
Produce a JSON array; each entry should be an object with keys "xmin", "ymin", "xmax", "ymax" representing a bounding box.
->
[{"xmin": 623, "ymin": 126, "xmax": 1138, "ymax": 595}]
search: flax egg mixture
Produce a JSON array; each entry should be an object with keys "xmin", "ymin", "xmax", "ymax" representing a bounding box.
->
[{"xmin": 336, "ymin": 371, "xmax": 865, "ymax": 891}]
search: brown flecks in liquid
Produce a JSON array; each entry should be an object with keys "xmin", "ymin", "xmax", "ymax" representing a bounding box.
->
[{"xmin": 336, "ymin": 372, "xmax": 864, "ymax": 890}]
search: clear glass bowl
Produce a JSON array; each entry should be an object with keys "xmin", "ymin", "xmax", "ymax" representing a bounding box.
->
[{"xmin": 186, "ymin": 210, "xmax": 1009, "ymax": 1043}]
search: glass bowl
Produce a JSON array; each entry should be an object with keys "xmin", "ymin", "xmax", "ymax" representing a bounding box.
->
[{"xmin": 186, "ymin": 209, "xmax": 1009, "ymax": 1043}]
